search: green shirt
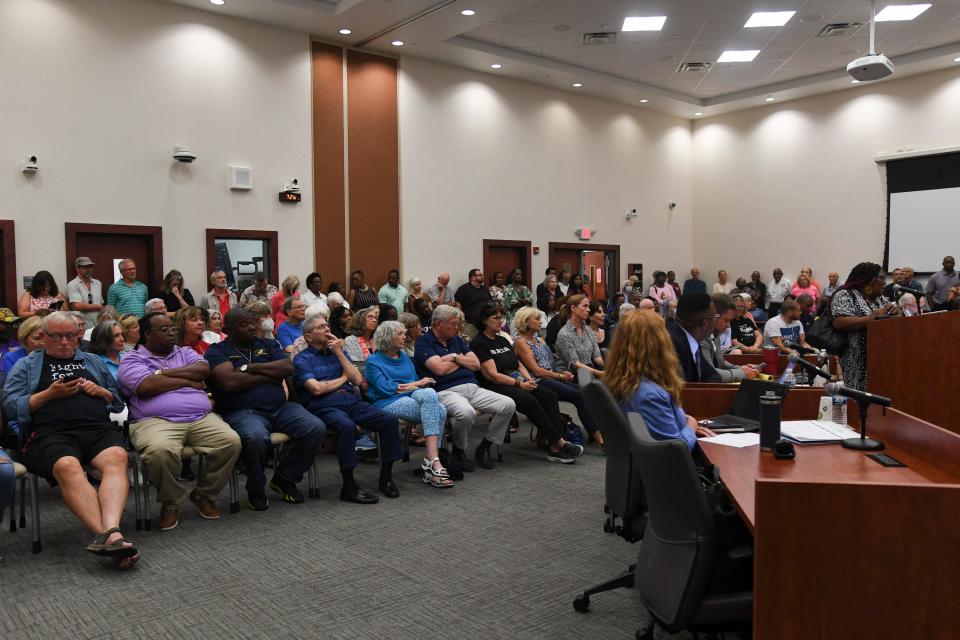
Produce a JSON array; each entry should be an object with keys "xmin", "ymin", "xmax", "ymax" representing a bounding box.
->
[
  {"xmin": 378, "ymin": 284, "xmax": 408, "ymax": 314},
  {"xmin": 107, "ymin": 280, "xmax": 149, "ymax": 317}
]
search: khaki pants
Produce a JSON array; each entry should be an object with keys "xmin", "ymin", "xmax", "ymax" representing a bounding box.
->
[{"xmin": 130, "ymin": 413, "xmax": 241, "ymax": 510}]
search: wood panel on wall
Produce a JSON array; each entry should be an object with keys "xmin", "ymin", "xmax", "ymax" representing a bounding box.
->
[
  {"xmin": 346, "ymin": 50, "xmax": 399, "ymax": 291},
  {"xmin": 311, "ymin": 42, "xmax": 347, "ymax": 287}
]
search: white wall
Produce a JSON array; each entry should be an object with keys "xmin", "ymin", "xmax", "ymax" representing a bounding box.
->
[
  {"xmin": 398, "ymin": 56, "xmax": 694, "ymax": 289},
  {"xmin": 0, "ymin": 0, "xmax": 313, "ymax": 296},
  {"xmin": 692, "ymin": 66, "xmax": 960, "ymax": 286}
]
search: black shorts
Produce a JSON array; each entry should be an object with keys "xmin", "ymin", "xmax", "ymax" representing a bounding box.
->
[{"xmin": 21, "ymin": 423, "xmax": 124, "ymax": 483}]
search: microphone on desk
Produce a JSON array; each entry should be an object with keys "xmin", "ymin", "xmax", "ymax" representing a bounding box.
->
[
  {"xmin": 787, "ymin": 352, "xmax": 831, "ymax": 383},
  {"xmin": 782, "ymin": 339, "xmax": 815, "ymax": 355},
  {"xmin": 892, "ymin": 284, "xmax": 925, "ymax": 299},
  {"xmin": 825, "ymin": 382, "xmax": 892, "ymax": 407},
  {"xmin": 825, "ymin": 383, "xmax": 890, "ymax": 451}
]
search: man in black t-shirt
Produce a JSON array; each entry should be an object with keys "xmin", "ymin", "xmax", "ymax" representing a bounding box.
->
[
  {"xmin": 454, "ymin": 268, "xmax": 492, "ymax": 341},
  {"xmin": 2, "ymin": 312, "xmax": 136, "ymax": 567}
]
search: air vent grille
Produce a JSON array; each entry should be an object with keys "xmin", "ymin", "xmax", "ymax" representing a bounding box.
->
[
  {"xmin": 677, "ymin": 62, "xmax": 712, "ymax": 73},
  {"xmin": 582, "ymin": 32, "xmax": 617, "ymax": 45},
  {"xmin": 817, "ymin": 22, "xmax": 863, "ymax": 37}
]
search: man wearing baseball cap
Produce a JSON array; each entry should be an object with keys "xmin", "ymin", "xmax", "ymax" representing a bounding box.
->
[
  {"xmin": 0, "ymin": 307, "xmax": 22, "ymax": 360},
  {"xmin": 66, "ymin": 257, "xmax": 104, "ymax": 331}
]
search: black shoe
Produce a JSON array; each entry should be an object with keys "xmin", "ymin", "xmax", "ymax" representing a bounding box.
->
[
  {"xmin": 474, "ymin": 442, "xmax": 495, "ymax": 469},
  {"xmin": 546, "ymin": 449, "xmax": 576, "ymax": 464},
  {"xmin": 453, "ymin": 447, "xmax": 475, "ymax": 473},
  {"xmin": 340, "ymin": 486, "xmax": 380, "ymax": 504},
  {"xmin": 179, "ymin": 459, "xmax": 195, "ymax": 482},
  {"xmin": 446, "ymin": 454, "xmax": 465, "ymax": 481},
  {"xmin": 379, "ymin": 480, "xmax": 400, "ymax": 499},
  {"xmin": 269, "ymin": 476, "xmax": 305, "ymax": 504},
  {"xmin": 247, "ymin": 491, "xmax": 270, "ymax": 511},
  {"xmin": 561, "ymin": 442, "xmax": 584, "ymax": 458}
]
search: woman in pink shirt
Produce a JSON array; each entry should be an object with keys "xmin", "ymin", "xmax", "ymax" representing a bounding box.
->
[{"xmin": 791, "ymin": 274, "xmax": 820, "ymax": 300}]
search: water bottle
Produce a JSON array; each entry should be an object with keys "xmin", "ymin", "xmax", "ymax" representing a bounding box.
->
[
  {"xmin": 759, "ymin": 391, "xmax": 782, "ymax": 451},
  {"xmin": 831, "ymin": 396, "xmax": 848, "ymax": 425},
  {"xmin": 794, "ymin": 370, "xmax": 808, "ymax": 386},
  {"xmin": 777, "ymin": 360, "xmax": 797, "ymax": 386}
]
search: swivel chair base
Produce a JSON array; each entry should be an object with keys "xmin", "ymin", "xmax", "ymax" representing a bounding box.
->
[{"xmin": 572, "ymin": 564, "xmax": 636, "ymax": 613}]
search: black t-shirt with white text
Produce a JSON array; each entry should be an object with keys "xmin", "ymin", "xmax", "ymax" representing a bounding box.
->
[
  {"xmin": 470, "ymin": 333, "xmax": 520, "ymax": 378},
  {"xmin": 32, "ymin": 354, "xmax": 111, "ymax": 432},
  {"xmin": 731, "ymin": 316, "xmax": 759, "ymax": 347}
]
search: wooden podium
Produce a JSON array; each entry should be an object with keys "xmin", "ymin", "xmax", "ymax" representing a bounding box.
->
[{"xmin": 867, "ymin": 311, "xmax": 960, "ymax": 435}]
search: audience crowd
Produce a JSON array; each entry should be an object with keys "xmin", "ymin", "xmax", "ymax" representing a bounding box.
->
[{"xmin": 2, "ymin": 253, "xmax": 958, "ymax": 570}]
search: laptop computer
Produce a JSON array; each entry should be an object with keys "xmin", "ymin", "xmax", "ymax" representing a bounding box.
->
[{"xmin": 703, "ymin": 378, "xmax": 790, "ymax": 432}]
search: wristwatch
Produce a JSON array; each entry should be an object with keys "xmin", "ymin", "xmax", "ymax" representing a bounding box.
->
[{"xmin": 239, "ymin": 364, "xmax": 249, "ymax": 372}]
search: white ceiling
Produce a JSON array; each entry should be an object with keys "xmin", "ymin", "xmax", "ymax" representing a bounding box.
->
[{"xmin": 162, "ymin": 0, "xmax": 960, "ymax": 118}]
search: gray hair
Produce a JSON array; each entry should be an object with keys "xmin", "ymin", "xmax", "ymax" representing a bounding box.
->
[
  {"xmin": 305, "ymin": 301, "xmax": 329, "ymax": 322},
  {"xmin": 408, "ymin": 277, "xmax": 422, "ymax": 289},
  {"xmin": 898, "ymin": 293, "xmax": 917, "ymax": 307},
  {"xmin": 373, "ymin": 320, "xmax": 406, "ymax": 353},
  {"xmin": 327, "ymin": 291, "xmax": 345, "ymax": 306},
  {"xmin": 144, "ymin": 298, "xmax": 166, "ymax": 314},
  {"xmin": 209, "ymin": 270, "xmax": 225, "ymax": 285},
  {"xmin": 431, "ymin": 304, "xmax": 459, "ymax": 327},
  {"xmin": 41, "ymin": 311, "xmax": 78, "ymax": 333},
  {"xmin": 397, "ymin": 312, "xmax": 419, "ymax": 331},
  {"xmin": 513, "ymin": 306, "xmax": 541, "ymax": 335},
  {"xmin": 619, "ymin": 303, "xmax": 637, "ymax": 316},
  {"xmin": 302, "ymin": 313, "xmax": 328, "ymax": 335}
]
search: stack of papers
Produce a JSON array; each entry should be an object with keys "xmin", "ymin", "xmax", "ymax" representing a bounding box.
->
[
  {"xmin": 699, "ymin": 433, "xmax": 760, "ymax": 448},
  {"xmin": 780, "ymin": 420, "xmax": 860, "ymax": 444}
]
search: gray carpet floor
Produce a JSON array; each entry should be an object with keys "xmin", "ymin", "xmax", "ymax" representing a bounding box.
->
[{"xmin": 0, "ymin": 421, "xmax": 690, "ymax": 640}]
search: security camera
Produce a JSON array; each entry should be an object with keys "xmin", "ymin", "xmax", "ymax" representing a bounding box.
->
[
  {"xmin": 172, "ymin": 145, "xmax": 197, "ymax": 163},
  {"xmin": 283, "ymin": 178, "xmax": 300, "ymax": 192},
  {"xmin": 22, "ymin": 155, "xmax": 39, "ymax": 174},
  {"xmin": 668, "ymin": 202, "xmax": 677, "ymax": 210}
]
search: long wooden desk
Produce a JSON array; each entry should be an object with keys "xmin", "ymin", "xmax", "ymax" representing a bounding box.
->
[{"xmin": 683, "ymin": 386, "xmax": 960, "ymax": 638}]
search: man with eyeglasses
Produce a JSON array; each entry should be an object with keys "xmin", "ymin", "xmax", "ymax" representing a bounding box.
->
[
  {"xmin": 665, "ymin": 292, "xmax": 721, "ymax": 383},
  {"xmin": 275, "ymin": 297, "xmax": 306, "ymax": 353},
  {"xmin": 66, "ymin": 256, "xmax": 104, "ymax": 331},
  {"xmin": 2, "ymin": 311, "xmax": 139, "ymax": 568},
  {"xmin": 118, "ymin": 313, "xmax": 240, "ymax": 530},
  {"xmin": 107, "ymin": 258, "xmax": 149, "ymax": 317}
]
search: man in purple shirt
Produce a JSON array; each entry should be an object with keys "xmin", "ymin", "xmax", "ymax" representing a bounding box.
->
[{"xmin": 118, "ymin": 312, "xmax": 241, "ymax": 531}]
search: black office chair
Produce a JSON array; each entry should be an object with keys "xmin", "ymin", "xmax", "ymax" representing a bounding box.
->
[
  {"xmin": 572, "ymin": 378, "xmax": 647, "ymax": 613},
  {"xmin": 628, "ymin": 412, "xmax": 753, "ymax": 639}
]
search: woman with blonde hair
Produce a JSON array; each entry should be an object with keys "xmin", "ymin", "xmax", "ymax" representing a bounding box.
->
[
  {"xmin": 118, "ymin": 313, "xmax": 140, "ymax": 353},
  {"xmin": 272, "ymin": 275, "xmax": 300, "ymax": 324},
  {"xmin": 605, "ymin": 310, "xmax": 715, "ymax": 451}
]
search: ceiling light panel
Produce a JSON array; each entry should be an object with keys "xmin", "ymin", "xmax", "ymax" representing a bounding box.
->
[
  {"xmin": 717, "ymin": 50, "xmax": 761, "ymax": 63},
  {"xmin": 874, "ymin": 4, "xmax": 932, "ymax": 21},
  {"xmin": 745, "ymin": 11, "xmax": 796, "ymax": 28},
  {"xmin": 622, "ymin": 16, "xmax": 667, "ymax": 32}
]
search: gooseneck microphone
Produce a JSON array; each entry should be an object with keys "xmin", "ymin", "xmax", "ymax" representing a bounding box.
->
[
  {"xmin": 787, "ymin": 352, "xmax": 831, "ymax": 383},
  {"xmin": 782, "ymin": 339, "xmax": 815, "ymax": 355},
  {"xmin": 892, "ymin": 284, "xmax": 924, "ymax": 298},
  {"xmin": 825, "ymin": 382, "xmax": 892, "ymax": 407}
]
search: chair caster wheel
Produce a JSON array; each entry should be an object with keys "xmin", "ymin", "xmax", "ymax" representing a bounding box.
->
[{"xmin": 573, "ymin": 595, "xmax": 590, "ymax": 613}]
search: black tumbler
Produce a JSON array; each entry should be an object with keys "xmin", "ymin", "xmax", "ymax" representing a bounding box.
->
[{"xmin": 759, "ymin": 391, "xmax": 782, "ymax": 451}]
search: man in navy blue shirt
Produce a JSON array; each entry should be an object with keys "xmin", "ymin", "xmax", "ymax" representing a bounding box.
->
[
  {"xmin": 206, "ymin": 308, "xmax": 324, "ymax": 511},
  {"xmin": 414, "ymin": 305, "xmax": 514, "ymax": 479},
  {"xmin": 294, "ymin": 314, "xmax": 401, "ymax": 504},
  {"xmin": 682, "ymin": 267, "xmax": 706, "ymax": 294}
]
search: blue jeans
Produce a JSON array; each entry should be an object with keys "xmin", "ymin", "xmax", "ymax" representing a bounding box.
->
[
  {"xmin": 380, "ymin": 389, "xmax": 447, "ymax": 439},
  {"xmin": 0, "ymin": 449, "xmax": 14, "ymax": 522},
  {"xmin": 538, "ymin": 378, "xmax": 598, "ymax": 434},
  {"xmin": 307, "ymin": 392, "xmax": 401, "ymax": 472},
  {"xmin": 221, "ymin": 403, "xmax": 325, "ymax": 492}
]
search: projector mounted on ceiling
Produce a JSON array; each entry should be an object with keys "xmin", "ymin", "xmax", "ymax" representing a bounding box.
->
[{"xmin": 847, "ymin": 0, "xmax": 894, "ymax": 81}]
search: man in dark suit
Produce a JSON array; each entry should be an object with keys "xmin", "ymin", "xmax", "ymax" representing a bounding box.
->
[{"xmin": 665, "ymin": 292, "xmax": 721, "ymax": 383}]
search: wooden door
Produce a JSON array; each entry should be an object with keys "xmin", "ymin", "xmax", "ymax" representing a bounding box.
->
[
  {"xmin": 0, "ymin": 220, "xmax": 16, "ymax": 309},
  {"xmin": 482, "ymin": 240, "xmax": 532, "ymax": 289},
  {"xmin": 66, "ymin": 223, "xmax": 163, "ymax": 294},
  {"xmin": 582, "ymin": 250, "xmax": 606, "ymax": 301}
]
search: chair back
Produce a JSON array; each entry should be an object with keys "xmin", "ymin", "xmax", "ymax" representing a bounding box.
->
[
  {"xmin": 581, "ymin": 379, "xmax": 646, "ymax": 539},
  {"xmin": 628, "ymin": 412, "xmax": 718, "ymax": 629}
]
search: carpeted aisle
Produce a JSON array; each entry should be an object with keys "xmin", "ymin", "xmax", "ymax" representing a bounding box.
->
[{"xmin": 0, "ymin": 422, "xmax": 686, "ymax": 639}]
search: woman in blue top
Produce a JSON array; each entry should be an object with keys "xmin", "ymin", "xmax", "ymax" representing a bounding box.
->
[
  {"xmin": 366, "ymin": 320, "xmax": 452, "ymax": 488},
  {"xmin": 605, "ymin": 309, "xmax": 715, "ymax": 451},
  {"xmin": 0, "ymin": 316, "xmax": 44, "ymax": 382},
  {"xmin": 87, "ymin": 320, "xmax": 125, "ymax": 381}
]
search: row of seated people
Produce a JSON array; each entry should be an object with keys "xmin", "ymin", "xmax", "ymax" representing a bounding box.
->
[{"xmin": 0, "ymin": 293, "xmax": 605, "ymax": 569}]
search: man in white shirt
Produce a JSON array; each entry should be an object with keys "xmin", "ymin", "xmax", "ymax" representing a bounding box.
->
[
  {"xmin": 557, "ymin": 270, "xmax": 571, "ymax": 296},
  {"xmin": 66, "ymin": 257, "xmax": 104, "ymax": 331},
  {"xmin": 766, "ymin": 267, "xmax": 792, "ymax": 316},
  {"xmin": 301, "ymin": 272, "xmax": 327, "ymax": 308},
  {"xmin": 763, "ymin": 299, "xmax": 812, "ymax": 354}
]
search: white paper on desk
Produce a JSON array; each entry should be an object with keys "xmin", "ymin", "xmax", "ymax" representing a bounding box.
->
[
  {"xmin": 699, "ymin": 433, "xmax": 760, "ymax": 448},
  {"xmin": 780, "ymin": 420, "xmax": 860, "ymax": 443}
]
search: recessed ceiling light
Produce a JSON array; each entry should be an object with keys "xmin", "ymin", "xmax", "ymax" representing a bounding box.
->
[
  {"xmin": 693, "ymin": 112, "xmax": 703, "ymax": 116},
  {"xmin": 461, "ymin": 9, "xmax": 476, "ymax": 16},
  {"xmin": 851, "ymin": 79, "xmax": 861, "ymax": 84},
  {"xmin": 209, "ymin": 0, "xmax": 224, "ymax": 5},
  {"xmin": 622, "ymin": 16, "xmax": 667, "ymax": 32},
  {"xmin": 717, "ymin": 50, "xmax": 761, "ymax": 63},
  {"xmin": 745, "ymin": 11, "xmax": 796, "ymax": 28},
  {"xmin": 954, "ymin": 56, "xmax": 960, "ymax": 62},
  {"xmin": 875, "ymin": 4, "xmax": 931, "ymax": 22},
  {"xmin": 490, "ymin": 64, "xmax": 502, "ymax": 69},
  {"xmin": 639, "ymin": 99, "xmax": 649, "ymax": 103},
  {"xmin": 391, "ymin": 40, "xmax": 404, "ymax": 46},
  {"xmin": 338, "ymin": 28, "xmax": 352, "ymax": 35},
  {"xmin": 572, "ymin": 82, "xmax": 583, "ymax": 87},
  {"xmin": 764, "ymin": 96, "xmax": 776, "ymax": 102}
]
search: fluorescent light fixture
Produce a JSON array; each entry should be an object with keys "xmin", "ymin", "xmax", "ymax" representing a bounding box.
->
[
  {"xmin": 639, "ymin": 99, "xmax": 649, "ymax": 103},
  {"xmin": 954, "ymin": 56, "xmax": 960, "ymax": 62},
  {"xmin": 622, "ymin": 16, "xmax": 667, "ymax": 31},
  {"xmin": 490, "ymin": 63, "xmax": 502, "ymax": 69},
  {"xmin": 693, "ymin": 112, "xmax": 703, "ymax": 116},
  {"xmin": 572, "ymin": 83, "xmax": 583, "ymax": 87},
  {"xmin": 745, "ymin": 11, "xmax": 795, "ymax": 27},
  {"xmin": 461, "ymin": 9, "xmax": 476, "ymax": 16},
  {"xmin": 717, "ymin": 50, "xmax": 761, "ymax": 63},
  {"xmin": 764, "ymin": 96, "xmax": 776, "ymax": 102},
  {"xmin": 210, "ymin": 0, "xmax": 224, "ymax": 5},
  {"xmin": 391, "ymin": 40, "xmax": 404, "ymax": 46},
  {"xmin": 851, "ymin": 79, "xmax": 861, "ymax": 84},
  {"xmin": 338, "ymin": 28, "xmax": 352, "ymax": 35},
  {"xmin": 875, "ymin": 4, "xmax": 931, "ymax": 21}
]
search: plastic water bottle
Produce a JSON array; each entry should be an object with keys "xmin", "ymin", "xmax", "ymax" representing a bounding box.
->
[
  {"xmin": 777, "ymin": 360, "xmax": 797, "ymax": 386},
  {"xmin": 831, "ymin": 397, "xmax": 848, "ymax": 425}
]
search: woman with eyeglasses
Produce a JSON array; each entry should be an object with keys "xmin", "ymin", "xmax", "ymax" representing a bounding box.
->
[
  {"xmin": 88, "ymin": 320, "xmax": 126, "ymax": 381},
  {"xmin": 159, "ymin": 269, "xmax": 195, "ymax": 317},
  {"xmin": 118, "ymin": 314, "xmax": 139, "ymax": 354}
]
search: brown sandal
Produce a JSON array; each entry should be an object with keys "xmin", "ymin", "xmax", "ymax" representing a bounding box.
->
[{"xmin": 85, "ymin": 527, "xmax": 138, "ymax": 558}]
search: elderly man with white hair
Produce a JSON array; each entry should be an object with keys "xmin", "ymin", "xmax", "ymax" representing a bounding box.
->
[
  {"xmin": 426, "ymin": 272, "xmax": 456, "ymax": 307},
  {"xmin": 413, "ymin": 305, "xmax": 514, "ymax": 479},
  {"xmin": 2, "ymin": 311, "xmax": 136, "ymax": 568},
  {"xmin": 144, "ymin": 298, "xmax": 167, "ymax": 316},
  {"xmin": 198, "ymin": 270, "xmax": 237, "ymax": 319}
]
